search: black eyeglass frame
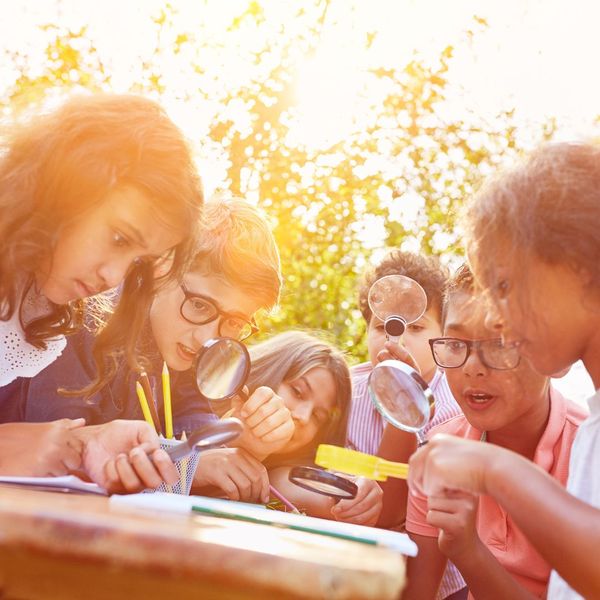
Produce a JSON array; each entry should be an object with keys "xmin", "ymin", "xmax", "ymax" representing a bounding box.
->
[
  {"xmin": 179, "ymin": 284, "xmax": 259, "ymax": 342},
  {"xmin": 428, "ymin": 337, "xmax": 521, "ymax": 371}
]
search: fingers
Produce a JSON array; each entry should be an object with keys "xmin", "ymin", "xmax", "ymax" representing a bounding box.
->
[
  {"xmin": 240, "ymin": 387, "xmax": 279, "ymax": 426},
  {"xmin": 259, "ymin": 418, "xmax": 294, "ymax": 444},
  {"xmin": 332, "ymin": 479, "xmax": 383, "ymax": 523},
  {"xmin": 64, "ymin": 418, "xmax": 87, "ymax": 429},
  {"xmin": 377, "ymin": 342, "xmax": 420, "ymax": 371}
]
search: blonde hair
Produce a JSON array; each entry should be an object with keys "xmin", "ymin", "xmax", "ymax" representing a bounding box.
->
[
  {"xmin": 247, "ymin": 330, "xmax": 351, "ymax": 447},
  {"xmin": 190, "ymin": 197, "xmax": 282, "ymax": 311}
]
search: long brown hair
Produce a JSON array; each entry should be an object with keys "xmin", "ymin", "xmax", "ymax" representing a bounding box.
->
[{"xmin": 0, "ymin": 93, "xmax": 203, "ymax": 380}]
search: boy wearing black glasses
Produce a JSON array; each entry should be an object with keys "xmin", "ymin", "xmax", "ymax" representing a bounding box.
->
[{"xmin": 401, "ymin": 265, "xmax": 587, "ymax": 600}]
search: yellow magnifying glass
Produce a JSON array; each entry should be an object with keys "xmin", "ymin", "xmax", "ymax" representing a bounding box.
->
[{"xmin": 315, "ymin": 444, "xmax": 409, "ymax": 481}]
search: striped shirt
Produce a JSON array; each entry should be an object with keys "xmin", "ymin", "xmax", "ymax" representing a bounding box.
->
[
  {"xmin": 346, "ymin": 362, "xmax": 462, "ymax": 454},
  {"xmin": 346, "ymin": 362, "xmax": 466, "ymax": 599}
]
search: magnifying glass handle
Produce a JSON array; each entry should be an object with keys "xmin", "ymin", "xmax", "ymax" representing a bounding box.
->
[
  {"xmin": 416, "ymin": 431, "xmax": 428, "ymax": 447},
  {"xmin": 221, "ymin": 387, "xmax": 249, "ymax": 419}
]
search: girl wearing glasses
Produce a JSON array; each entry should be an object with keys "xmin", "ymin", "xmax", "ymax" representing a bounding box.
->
[
  {"xmin": 402, "ymin": 265, "xmax": 587, "ymax": 600},
  {"xmin": 0, "ymin": 93, "xmax": 203, "ymax": 492},
  {"xmin": 409, "ymin": 142, "xmax": 600, "ymax": 599}
]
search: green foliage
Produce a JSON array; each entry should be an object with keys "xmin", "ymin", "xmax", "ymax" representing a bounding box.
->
[{"xmin": 0, "ymin": 1, "xmax": 557, "ymax": 362}]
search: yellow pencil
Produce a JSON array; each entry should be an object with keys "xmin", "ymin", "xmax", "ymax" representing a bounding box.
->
[
  {"xmin": 162, "ymin": 361, "xmax": 173, "ymax": 439},
  {"xmin": 135, "ymin": 381, "xmax": 156, "ymax": 432}
]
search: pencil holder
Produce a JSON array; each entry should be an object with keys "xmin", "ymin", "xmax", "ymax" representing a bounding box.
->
[{"xmin": 144, "ymin": 437, "xmax": 202, "ymax": 496}]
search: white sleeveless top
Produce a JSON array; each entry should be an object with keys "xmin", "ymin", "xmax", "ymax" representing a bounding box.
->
[{"xmin": 0, "ymin": 286, "xmax": 66, "ymax": 387}]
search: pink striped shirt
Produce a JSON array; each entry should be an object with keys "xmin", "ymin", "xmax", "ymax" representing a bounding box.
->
[
  {"xmin": 346, "ymin": 363, "xmax": 462, "ymax": 454},
  {"xmin": 346, "ymin": 362, "xmax": 466, "ymax": 599}
]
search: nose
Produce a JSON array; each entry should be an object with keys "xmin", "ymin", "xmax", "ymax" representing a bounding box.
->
[
  {"xmin": 97, "ymin": 256, "xmax": 134, "ymax": 291},
  {"xmin": 462, "ymin": 346, "xmax": 488, "ymax": 378},
  {"xmin": 291, "ymin": 401, "xmax": 314, "ymax": 425},
  {"xmin": 191, "ymin": 319, "xmax": 220, "ymax": 346}
]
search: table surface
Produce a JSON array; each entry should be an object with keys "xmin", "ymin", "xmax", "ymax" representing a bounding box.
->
[{"xmin": 0, "ymin": 486, "xmax": 407, "ymax": 600}]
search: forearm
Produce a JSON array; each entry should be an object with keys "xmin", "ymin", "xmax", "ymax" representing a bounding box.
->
[
  {"xmin": 451, "ymin": 539, "xmax": 538, "ymax": 600},
  {"xmin": 485, "ymin": 450, "xmax": 600, "ymax": 598}
]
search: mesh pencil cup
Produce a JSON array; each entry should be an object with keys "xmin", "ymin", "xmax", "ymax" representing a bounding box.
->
[{"xmin": 144, "ymin": 437, "xmax": 202, "ymax": 496}]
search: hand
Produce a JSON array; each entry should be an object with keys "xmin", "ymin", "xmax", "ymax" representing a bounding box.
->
[
  {"xmin": 408, "ymin": 433, "xmax": 499, "ymax": 497},
  {"xmin": 426, "ymin": 489, "xmax": 481, "ymax": 562},
  {"xmin": 377, "ymin": 340, "xmax": 420, "ymax": 372},
  {"xmin": 232, "ymin": 387, "xmax": 294, "ymax": 459},
  {"xmin": 331, "ymin": 477, "xmax": 383, "ymax": 526},
  {"xmin": 0, "ymin": 419, "xmax": 85, "ymax": 477},
  {"xmin": 193, "ymin": 447, "xmax": 270, "ymax": 503},
  {"xmin": 77, "ymin": 420, "xmax": 179, "ymax": 493}
]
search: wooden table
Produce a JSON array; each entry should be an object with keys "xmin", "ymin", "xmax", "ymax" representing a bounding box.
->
[{"xmin": 0, "ymin": 487, "xmax": 406, "ymax": 599}]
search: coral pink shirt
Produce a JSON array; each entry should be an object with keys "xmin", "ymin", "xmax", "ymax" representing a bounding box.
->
[{"xmin": 406, "ymin": 387, "xmax": 588, "ymax": 598}]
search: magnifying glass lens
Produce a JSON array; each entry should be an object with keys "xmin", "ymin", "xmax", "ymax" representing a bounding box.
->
[
  {"xmin": 288, "ymin": 466, "xmax": 358, "ymax": 500},
  {"xmin": 369, "ymin": 361, "xmax": 431, "ymax": 432},
  {"xmin": 195, "ymin": 338, "xmax": 251, "ymax": 414}
]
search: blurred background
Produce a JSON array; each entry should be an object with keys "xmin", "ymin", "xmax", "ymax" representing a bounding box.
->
[{"xmin": 1, "ymin": 0, "xmax": 596, "ymax": 400}]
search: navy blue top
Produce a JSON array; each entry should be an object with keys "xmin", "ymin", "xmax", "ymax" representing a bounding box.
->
[{"xmin": 0, "ymin": 326, "xmax": 216, "ymax": 437}]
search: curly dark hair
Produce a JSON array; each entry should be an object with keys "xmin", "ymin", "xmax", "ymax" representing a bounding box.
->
[{"xmin": 358, "ymin": 249, "xmax": 449, "ymax": 325}]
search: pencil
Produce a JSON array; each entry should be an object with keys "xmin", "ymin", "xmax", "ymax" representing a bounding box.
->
[
  {"xmin": 162, "ymin": 361, "xmax": 173, "ymax": 439},
  {"xmin": 139, "ymin": 372, "xmax": 162, "ymax": 435},
  {"xmin": 269, "ymin": 484, "xmax": 301, "ymax": 514},
  {"xmin": 135, "ymin": 381, "xmax": 156, "ymax": 432},
  {"xmin": 180, "ymin": 430, "xmax": 188, "ymax": 493}
]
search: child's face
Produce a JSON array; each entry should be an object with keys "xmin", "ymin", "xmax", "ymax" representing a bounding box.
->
[
  {"xmin": 277, "ymin": 366, "xmax": 337, "ymax": 453},
  {"xmin": 443, "ymin": 290, "xmax": 549, "ymax": 435},
  {"xmin": 481, "ymin": 244, "xmax": 593, "ymax": 377},
  {"xmin": 367, "ymin": 307, "xmax": 441, "ymax": 381},
  {"xmin": 150, "ymin": 272, "xmax": 263, "ymax": 371},
  {"xmin": 38, "ymin": 185, "xmax": 181, "ymax": 304}
]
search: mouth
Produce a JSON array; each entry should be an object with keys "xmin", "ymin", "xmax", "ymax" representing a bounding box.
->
[
  {"xmin": 176, "ymin": 342, "xmax": 197, "ymax": 363},
  {"xmin": 75, "ymin": 280, "xmax": 99, "ymax": 298},
  {"xmin": 463, "ymin": 389, "xmax": 496, "ymax": 411}
]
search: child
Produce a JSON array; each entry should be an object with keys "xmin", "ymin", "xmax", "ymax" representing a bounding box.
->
[
  {"xmin": 0, "ymin": 93, "xmax": 203, "ymax": 490},
  {"xmin": 348, "ymin": 249, "xmax": 458, "ymax": 455},
  {"xmin": 239, "ymin": 331, "xmax": 384, "ymax": 526},
  {"xmin": 408, "ymin": 142, "xmax": 600, "ymax": 599},
  {"xmin": 403, "ymin": 265, "xmax": 587, "ymax": 599}
]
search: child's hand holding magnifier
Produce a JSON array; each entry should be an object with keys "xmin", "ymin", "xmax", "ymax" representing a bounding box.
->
[{"xmin": 230, "ymin": 387, "xmax": 295, "ymax": 460}]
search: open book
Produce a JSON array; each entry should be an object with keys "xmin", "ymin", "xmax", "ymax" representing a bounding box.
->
[{"xmin": 0, "ymin": 475, "xmax": 106, "ymax": 495}]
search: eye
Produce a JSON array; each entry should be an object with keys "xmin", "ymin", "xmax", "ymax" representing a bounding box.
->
[
  {"xmin": 408, "ymin": 324, "xmax": 425, "ymax": 333},
  {"xmin": 189, "ymin": 297, "xmax": 213, "ymax": 316},
  {"xmin": 291, "ymin": 385, "xmax": 302, "ymax": 399},
  {"xmin": 495, "ymin": 279, "xmax": 510, "ymax": 299},
  {"xmin": 221, "ymin": 316, "xmax": 245, "ymax": 334},
  {"xmin": 112, "ymin": 231, "xmax": 130, "ymax": 248}
]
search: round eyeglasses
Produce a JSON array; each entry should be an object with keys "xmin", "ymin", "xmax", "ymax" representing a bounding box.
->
[
  {"xmin": 180, "ymin": 284, "xmax": 258, "ymax": 341},
  {"xmin": 429, "ymin": 337, "xmax": 521, "ymax": 371}
]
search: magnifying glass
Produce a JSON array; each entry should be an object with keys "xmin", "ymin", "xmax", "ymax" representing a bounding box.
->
[
  {"xmin": 288, "ymin": 465, "xmax": 358, "ymax": 500},
  {"xmin": 368, "ymin": 359, "xmax": 434, "ymax": 445},
  {"xmin": 195, "ymin": 337, "xmax": 251, "ymax": 417},
  {"xmin": 166, "ymin": 418, "xmax": 244, "ymax": 460},
  {"xmin": 368, "ymin": 275, "xmax": 427, "ymax": 342}
]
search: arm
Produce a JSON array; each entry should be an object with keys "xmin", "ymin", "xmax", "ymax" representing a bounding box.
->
[
  {"xmin": 376, "ymin": 423, "xmax": 417, "ymax": 528},
  {"xmin": 0, "ymin": 419, "xmax": 85, "ymax": 476},
  {"xmin": 429, "ymin": 490, "xmax": 538, "ymax": 600},
  {"xmin": 409, "ymin": 434, "xmax": 600, "ymax": 598},
  {"xmin": 401, "ymin": 534, "xmax": 447, "ymax": 600}
]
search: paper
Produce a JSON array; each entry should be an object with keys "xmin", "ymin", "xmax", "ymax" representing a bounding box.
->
[
  {"xmin": 0, "ymin": 475, "xmax": 107, "ymax": 495},
  {"xmin": 111, "ymin": 492, "xmax": 418, "ymax": 556}
]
